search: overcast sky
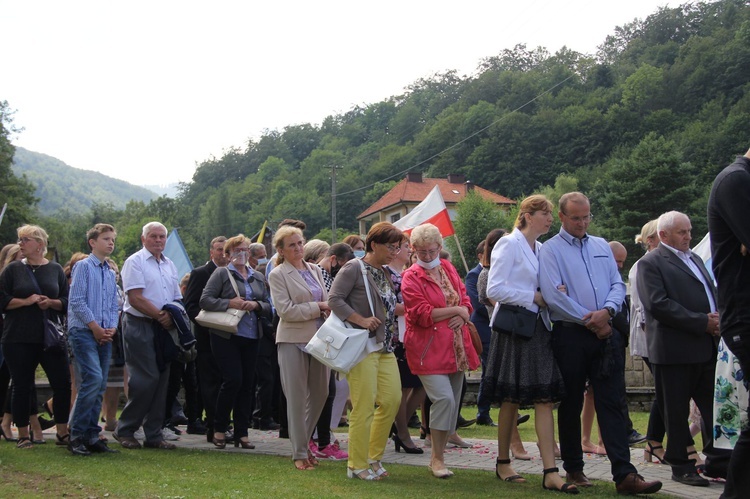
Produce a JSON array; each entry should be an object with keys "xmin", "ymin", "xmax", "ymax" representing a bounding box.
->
[{"xmin": 2, "ymin": 0, "xmax": 671, "ymax": 186}]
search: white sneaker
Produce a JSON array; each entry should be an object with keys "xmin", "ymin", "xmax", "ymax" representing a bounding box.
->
[
  {"xmin": 162, "ymin": 427, "xmax": 180, "ymax": 441},
  {"xmin": 134, "ymin": 427, "xmax": 145, "ymax": 440}
]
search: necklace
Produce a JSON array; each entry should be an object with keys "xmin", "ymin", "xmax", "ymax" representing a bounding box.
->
[{"xmin": 28, "ymin": 262, "xmax": 43, "ymax": 273}]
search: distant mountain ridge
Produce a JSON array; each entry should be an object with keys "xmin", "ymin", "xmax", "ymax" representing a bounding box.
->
[{"xmin": 11, "ymin": 147, "xmax": 160, "ymax": 215}]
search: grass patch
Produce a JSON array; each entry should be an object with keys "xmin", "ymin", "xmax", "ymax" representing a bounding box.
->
[{"xmin": 0, "ymin": 443, "xmax": 624, "ymax": 498}]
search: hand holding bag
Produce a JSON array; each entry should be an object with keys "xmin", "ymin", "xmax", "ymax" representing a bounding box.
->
[
  {"xmin": 23, "ymin": 262, "xmax": 66, "ymax": 353},
  {"xmin": 306, "ymin": 260, "xmax": 378, "ymax": 374},
  {"xmin": 492, "ymin": 303, "xmax": 537, "ymax": 340},
  {"xmin": 195, "ymin": 268, "xmax": 246, "ymax": 334}
]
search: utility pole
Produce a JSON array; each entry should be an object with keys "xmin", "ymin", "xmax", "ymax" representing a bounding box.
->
[{"xmin": 326, "ymin": 165, "xmax": 344, "ymax": 243}]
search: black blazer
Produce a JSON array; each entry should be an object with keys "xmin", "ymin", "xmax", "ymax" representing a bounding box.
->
[
  {"xmin": 636, "ymin": 244, "xmax": 718, "ymax": 365},
  {"xmin": 183, "ymin": 260, "xmax": 218, "ymax": 352}
]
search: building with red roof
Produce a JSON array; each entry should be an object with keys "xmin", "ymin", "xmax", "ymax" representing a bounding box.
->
[{"xmin": 356, "ymin": 172, "xmax": 515, "ymax": 235}]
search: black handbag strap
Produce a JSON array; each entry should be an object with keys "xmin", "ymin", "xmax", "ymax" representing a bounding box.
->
[{"xmin": 22, "ymin": 259, "xmax": 54, "ymax": 322}]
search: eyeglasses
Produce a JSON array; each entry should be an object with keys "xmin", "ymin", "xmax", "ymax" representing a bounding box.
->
[
  {"xmin": 234, "ymin": 247, "xmax": 250, "ymax": 253},
  {"xmin": 17, "ymin": 237, "xmax": 36, "ymax": 244},
  {"xmin": 415, "ymin": 247, "xmax": 440, "ymax": 258},
  {"xmin": 384, "ymin": 243, "xmax": 402, "ymax": 254},
  {"xmin": 562, "ymin": 213, "xmax": 594, "ymax": 223}
]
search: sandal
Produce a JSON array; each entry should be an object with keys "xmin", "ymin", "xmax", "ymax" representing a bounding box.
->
[
  {"xmin": 16, "ymin": 437, "xmax": 33, "ymax": 449},
  {"xmin": 369, "ymin": 461, "xmax": 389, "ymax": 478},
  {"xmin": 643, "ymin": 442, "xmax": 669, "ymax": 464},
  {"xmin": 212, "ymin": 436, "xmax": 226, "ymax": 449},
  {"xmin": 495, "ymin": 458, "xmax": 526, "ymax": 483},
  {"xmin": 347, "ymin": 467, "xmax": 379, "ymax": 480},
  {"xmin": 543, "ymin": 467, "xmax": 580, "ymax": 494},
  {"xmin": 295, "ymin": 459, "xmax": 315, "ymax": 471},
  {"xmin": 30, "ymin": 431, "xmax": 45, "ymax": 445},
  {"xmin": 55, "ymin": 433, "xmax": 70, "ymax": 446},
  {"xmin": 306, "ymin": 450, "xmax": 319, "ymax": 466},
  {"xmin": 688, "ymin": 450, "xmax": 705, "ymax": 473}
]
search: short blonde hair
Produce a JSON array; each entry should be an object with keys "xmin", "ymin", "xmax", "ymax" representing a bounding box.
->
[
  {"xmin": 304, "ymin": 239, "xmax": 330, "ymax": 263},
  {"xmin": 273, "ymin": 226, "xmax": 304, "ymax": 265},
  {"xmin": 410, "ymin": 223, "xmax": 442, "ymax": 249},
  {"xmin": 17, "ymin": 224, "xmax": 49, "ymax": 254}
]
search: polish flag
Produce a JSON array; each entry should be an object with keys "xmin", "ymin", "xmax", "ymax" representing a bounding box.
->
[{"xmin": 393, "ymin": 185, "xmax": 455, "ymax": 237}]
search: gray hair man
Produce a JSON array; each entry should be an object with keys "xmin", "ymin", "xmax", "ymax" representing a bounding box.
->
[{"xmin": 114, "ymin": 221, "xmax": 182, "ymax": 450}]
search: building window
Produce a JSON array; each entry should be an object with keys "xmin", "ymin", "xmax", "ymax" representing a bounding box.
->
[{"xmin": 390, "ymin": 213, "xmax": 401, "ymax": 223}]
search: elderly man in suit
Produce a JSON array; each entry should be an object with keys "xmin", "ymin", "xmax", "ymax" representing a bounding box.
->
[
  {"xmin": 183, "ymin": 236, "xmax": 227, "ymax": 441},
  {"xmin": 636, "ymin": 211, "xmax": 719, "ymax": 487}
]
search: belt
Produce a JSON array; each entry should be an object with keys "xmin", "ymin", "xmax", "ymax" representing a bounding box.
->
[{"xmin": 126, "ymin": 313, "xmax": 155, "ymax": 323}]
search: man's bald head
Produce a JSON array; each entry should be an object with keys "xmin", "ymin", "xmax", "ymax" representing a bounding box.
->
[{"xmin": 609, "ymin": 241, "xmax": 627, "ymax": 270}]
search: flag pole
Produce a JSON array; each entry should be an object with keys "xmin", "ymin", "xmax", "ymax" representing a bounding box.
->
[{"xmin": 452, "ymin": 233, "xmax": 470, "ymax": 274}]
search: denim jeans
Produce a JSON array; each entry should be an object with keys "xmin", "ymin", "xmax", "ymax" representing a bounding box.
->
[{"xmin": 68, "ymin": 327, "xmax": 111, "ymax": 444}]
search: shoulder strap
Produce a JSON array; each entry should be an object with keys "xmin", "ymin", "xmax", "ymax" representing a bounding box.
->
[
  {"xmin": 225, "ymin": 267, "xmax": 242, "ymax": 298},
  {"xmin": 357, "ymin": 259, "xmax": 376, "ymax": 317},
  {"xmin": 22, "ymin": 260, "xmax": 43, "ymax": 294}
]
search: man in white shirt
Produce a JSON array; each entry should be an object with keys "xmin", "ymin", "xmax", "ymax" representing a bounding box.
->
[{"xmin": 114, "ymin": 222, "xmax": 181, "ymax": 450}]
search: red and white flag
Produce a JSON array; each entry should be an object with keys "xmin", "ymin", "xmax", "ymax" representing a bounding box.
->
[{"xmin": 393, "ymin": 185, "xmax": 455, "ymax": 237}]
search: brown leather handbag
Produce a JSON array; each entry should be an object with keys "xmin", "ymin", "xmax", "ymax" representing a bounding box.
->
[{"xmin": 466, "ymin": 321, "xmax": 483, "ymax": 356}]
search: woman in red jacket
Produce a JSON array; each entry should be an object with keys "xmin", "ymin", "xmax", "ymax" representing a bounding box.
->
[{"xmin": 401, "ymin": 223, "xmax": 479, "ymax": 478}]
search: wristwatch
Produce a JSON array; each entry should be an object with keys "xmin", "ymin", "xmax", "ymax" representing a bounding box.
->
[{"xmin": 604, "ymin": 306, "xmax": 616, "ymax": 318}]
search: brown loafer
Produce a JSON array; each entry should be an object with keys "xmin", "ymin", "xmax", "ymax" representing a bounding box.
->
[
  {"xmin": 615, "ymin": 473, "xmax": 662, "ymax": 495},
  {"xmin": 144, "ymin": 439, "xmax": 176, "ymax": 450},
  {"xmin": 566, "ymin": 471, "xmax": 593, "ymax": 487},
  {"xmin": 112, "ymin": 432, "xmax": 142, "ymax": 449}
]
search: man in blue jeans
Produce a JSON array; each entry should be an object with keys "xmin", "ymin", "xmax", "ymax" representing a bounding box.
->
[{"xmin": 67, "ymin": 223, "xmax": 120, "ymax": 455}]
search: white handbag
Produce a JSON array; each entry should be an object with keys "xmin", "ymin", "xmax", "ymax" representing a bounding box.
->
[
  {"xmin": 195, "ymin": 268, "xmax": 246, "ymax": 334},
  {"xmin": 306, "ymin": 260, "xmax": 381, "ymax": 374}
]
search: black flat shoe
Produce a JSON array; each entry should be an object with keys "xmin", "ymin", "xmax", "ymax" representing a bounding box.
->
[
  {"xmin": 543, "ymin": 467, "xmax": 579, "ymax": 494},
  {"xmin": 68, "ymin": 437, "xmax": 91, "ymax": 456},
  {"xmin": 672, "ymin": 472, "xmax": 709, "ymax": 487}
]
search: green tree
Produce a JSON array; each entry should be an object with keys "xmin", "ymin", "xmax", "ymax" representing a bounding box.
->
[
  {"xmin": 591, "ymin": 134, "xmax": 699, "ymax": 268},
  {"xmin": 0, "ymin": 101, "xmax": 37, "ymax": 243},
  {"xmin": 445, "ymin": 191, "xmax": 509, "ymax": 275}
]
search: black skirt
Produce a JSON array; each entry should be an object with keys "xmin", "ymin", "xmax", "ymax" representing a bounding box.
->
[
  {"xmin": 394, "ymin": 342, "xmax": 422, "ymax": 389},
  {"xmin": 481, "ymin": 316, "xmax": 565, "ymax": 406}
]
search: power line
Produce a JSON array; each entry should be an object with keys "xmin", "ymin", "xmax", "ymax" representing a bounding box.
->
[{"xmin": 336, "ymin": 72, "xmax": 576, "ymax": 197}]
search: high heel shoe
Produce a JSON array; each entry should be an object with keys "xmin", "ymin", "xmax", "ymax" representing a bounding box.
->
[
  {"xmin": 235, "ymin": 439, "xmax": 255, "ymax": 449},
  {"xmin": 212, "ymin": 436, "xmax": 226, "ymax": 449},
  {"xmin": 543, "ymin": 467, "xmax": 579, "ymax": 494},
  {"xmin": 393, "ymin": 433, "xmax": 424, "ymax": 454},
  {"xmin": 0, "ymin": 426, "xmax": 17, "ymax": 442},
  {"xmin": 643, "ymin": 442, "xmax": 668, "ymax": 464},
  {"xmin": 419, "ymin": 425, "xmax": 427, "ymax": 440},
  {"xmin": 428, "ymin": 464, "xmax": 452, "ymax": 479},
  {"xmin": 495, "ymin": 458, "xmax": 526, "ymax": 483},
  {"xmin": 447, "ymin": 434, "xmax": 471, "ymax": 448}
]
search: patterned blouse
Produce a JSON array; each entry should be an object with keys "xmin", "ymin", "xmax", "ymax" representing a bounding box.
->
[{"xmin": 364, "ymin": 261, "xmax": 396, "ymax": 353}]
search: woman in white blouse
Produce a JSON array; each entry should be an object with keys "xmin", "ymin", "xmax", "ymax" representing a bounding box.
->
[{"xmin": 482, "ymin": 195, "xmax": 574, "ymax": 494}]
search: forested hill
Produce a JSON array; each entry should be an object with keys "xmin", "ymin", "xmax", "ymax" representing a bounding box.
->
[
  {"xmin": 6, "ymin": 0, "xmax": 749, "ymax": 268},
  {"xmin": 174, "ymin": 0, "xmax": 749, "ymax": 261},
  {"xmin": 11, "ymin": 147, "xmax": 159, "ymax": 215}
]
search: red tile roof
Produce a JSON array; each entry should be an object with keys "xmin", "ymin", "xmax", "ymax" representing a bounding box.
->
[{"xmin": 357, "ymin": 176, "xmax": 515, "ymax": 220}]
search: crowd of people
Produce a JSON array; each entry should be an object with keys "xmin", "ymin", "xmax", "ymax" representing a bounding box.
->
[{"xmin": 1, "ymin": 149, "xmax": 750, "ymax": 497}]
